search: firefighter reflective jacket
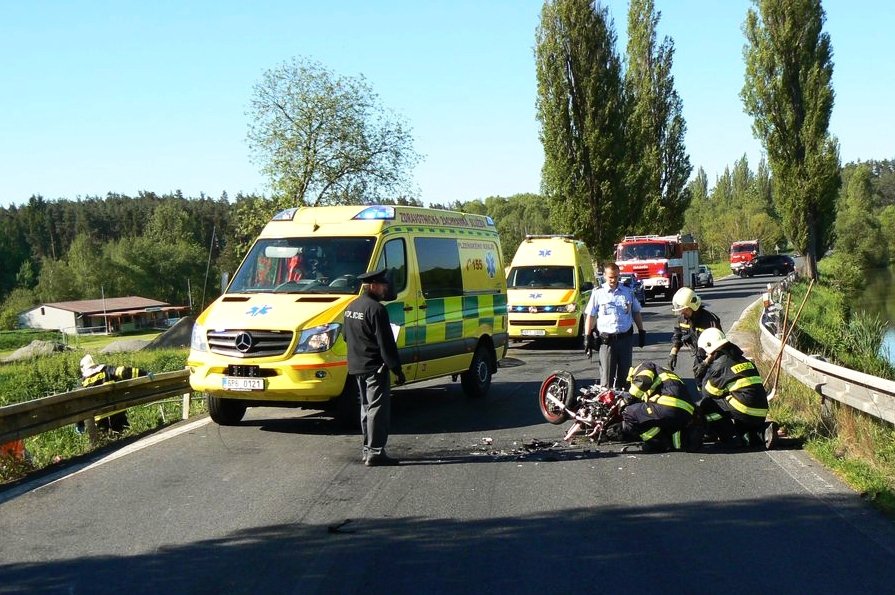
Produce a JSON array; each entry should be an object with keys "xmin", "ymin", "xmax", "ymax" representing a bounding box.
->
[
  {"xmin": 672, "ymin": 307, "xmax": 722, "ymax": 352},
  {"xmin": 627, "ymin": 361, "xmax": 696, "ymax": 416},
  {"xmin": 82, "ymin": 365, "xmax": 146, "ymax": 388},
  {"xmin": 700, "ymin": 344, "xmax": 768, "ymax": 421}
]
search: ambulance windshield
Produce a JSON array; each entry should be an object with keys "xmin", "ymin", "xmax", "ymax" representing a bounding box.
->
[
  {"xmin": 229, "ymin": 237, "xmax": 376, "ymax": 294},
  {"xmin": 507, "ymin": 266, "xmax": 575, "ymax": 289}
]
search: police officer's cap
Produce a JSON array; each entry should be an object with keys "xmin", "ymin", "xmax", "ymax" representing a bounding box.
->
[{"xmin": 357, "ymin": 268, "xmax": 389, "ymax": 283}]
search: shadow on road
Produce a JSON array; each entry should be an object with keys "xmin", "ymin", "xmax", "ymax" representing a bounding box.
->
[{"xmin": 2, "ymin": 494, "xmax": 893, "ymax": 594}]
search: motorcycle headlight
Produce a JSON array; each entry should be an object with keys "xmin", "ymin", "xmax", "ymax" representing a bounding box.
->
[
  {"xmin": 564, "ymin": 303, "xmax": 577, "ymax": 313},
  {"xmin": 190, "ymin": 323, "xmax": 209, "ymax": 352},
  {"xmin": 294, "ymin": 323, "xmax": 341, "ymax": 354}
]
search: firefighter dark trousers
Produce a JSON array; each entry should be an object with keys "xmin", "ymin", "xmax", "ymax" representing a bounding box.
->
[{"xmin": 621, "ymin": 402, "xmax": 696, "ymax": 452}]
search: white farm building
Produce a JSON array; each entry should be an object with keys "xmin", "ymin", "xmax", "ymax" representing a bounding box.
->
[{"xmin": 19, "ymin": 296, "xmax": 189, "ymax": 334}]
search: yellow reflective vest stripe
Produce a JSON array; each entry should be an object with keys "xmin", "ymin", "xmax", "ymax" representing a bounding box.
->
[
  {"xmin": 641, "ymin": 426, "xmax": 661, "ymax": 441},
  {"xmin": 728, "ymin": 375, "xmax": 763, "ymax": 392},
  {"xmin": 649, "ymin": 395, "xmax": 695, "ymax": 415},
  {"xmin": 726, "ymin": 395, "xmax": 768, "ymax": 417}
]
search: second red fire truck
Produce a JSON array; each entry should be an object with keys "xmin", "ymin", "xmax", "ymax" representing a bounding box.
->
[{"xmin": 615, "ymin": 234, "xmax": 700, "ymax": 301}]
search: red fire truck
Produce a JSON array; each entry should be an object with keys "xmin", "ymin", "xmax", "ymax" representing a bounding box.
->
[
  {"xmin": 615, "ymin": 234, "xmax": 700, "ymax": 301},
  {"xmin": 729, "ymin": 240, "xmax": 760, "ymax": 275}
]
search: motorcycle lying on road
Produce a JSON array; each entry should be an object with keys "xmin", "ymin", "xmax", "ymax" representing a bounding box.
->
[
  {"xmin": 537, "ymin": 369, "xmax": 779, "ymax": 450},
  {"xmin": 537, "ymin": 370, "xmax": 627, "ymax": 444}
]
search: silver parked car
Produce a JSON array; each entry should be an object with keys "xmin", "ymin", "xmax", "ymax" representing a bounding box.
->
[{"xmin": 696, "ymin": 265, "xmax": 714, "ymax": 287}]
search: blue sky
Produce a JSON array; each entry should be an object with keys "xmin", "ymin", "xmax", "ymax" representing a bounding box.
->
[{"xmin": 0, "ymin": 1, "xmax": 891, "ymax": 208}]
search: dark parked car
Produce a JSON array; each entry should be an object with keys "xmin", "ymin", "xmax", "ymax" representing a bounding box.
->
[
  {"xmin": 620, "ymin": 272, "xmax": 646, "ymax": 305},
  {"xmin": 741, "ymin": 254, "xmax": 795, "ymax": 277}
]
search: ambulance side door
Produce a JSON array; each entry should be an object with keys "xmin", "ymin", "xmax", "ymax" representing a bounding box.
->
[{"xmin": 377, "ymin": 236, "xmax": 420, "ymax": 382}]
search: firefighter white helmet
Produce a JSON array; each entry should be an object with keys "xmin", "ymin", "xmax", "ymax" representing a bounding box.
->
[
  {"xmin": 80, "ymin": 354, "xmax": 103, "ymax": 377},
  {"xmin": 671, "ymin": 287, "xmax": 701, "ymax": 313},
  {"xmin": 697, "ymin": 327, "xmax": 729, "ymax": 355}
]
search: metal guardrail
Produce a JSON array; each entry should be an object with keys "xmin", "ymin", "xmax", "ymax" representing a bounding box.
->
[
  {"xmin": 0, "ymin": 370, "xmax": 191, "ymax": 444},
  {"xmin": 759, "ymin": 298, "xmax": 895, "ymax": 425}
]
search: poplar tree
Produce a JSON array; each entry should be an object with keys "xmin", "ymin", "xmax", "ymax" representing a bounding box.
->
[
  {"xmin": 625, "ymin": 0, "xmax": 692, "ymax": 234},
  {"xmin": 742, "ymin": 0, "xmax": 840, "ymax": 280},
  {"xmin": 535, "ymin": 0, "xmax": 628, "ymax": 261}
]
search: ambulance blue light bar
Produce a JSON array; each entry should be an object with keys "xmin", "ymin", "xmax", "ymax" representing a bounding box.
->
[
  {"xmin": 271, "ymin": 208, "xmax": 298, "ymax": 221},
  {"xmin": 353, "ymin": 206, "xmax": 396, "ymax": 220}
]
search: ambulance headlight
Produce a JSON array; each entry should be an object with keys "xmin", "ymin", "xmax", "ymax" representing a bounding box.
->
[
  {"xmin": 190, "ymin": 323, "xmax": 209, "ymax": 352},
  {"xmin": 564, "ymin": 303, "xmax": 577, "ymax": 313},
  {"xmin": 295, "ymin": 323, "xmax": 342, "ymax": 353}
]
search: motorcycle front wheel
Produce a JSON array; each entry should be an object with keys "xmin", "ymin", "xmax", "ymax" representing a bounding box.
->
[{"xmin": 538, "ymin": 370, "xmax": 576, "ymax": 425}]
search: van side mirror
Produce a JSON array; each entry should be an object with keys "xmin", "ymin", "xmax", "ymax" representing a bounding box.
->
[{"xmin": 581, "ymin": 281, "xmax": 594, "ymax": 292}]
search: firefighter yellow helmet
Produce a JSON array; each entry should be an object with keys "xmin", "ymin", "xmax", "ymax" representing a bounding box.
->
[
  {"xmin": 671, "ymin": 287, "xmax": 701, "ymax": 312},
  {"xmin": 697, "ymin": 327, "xmax": 729, "ymax": 355}
]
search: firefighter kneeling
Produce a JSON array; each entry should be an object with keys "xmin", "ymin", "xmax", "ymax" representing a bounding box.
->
[
  {"xmin": 615, "ymin": 361, "xmax": 704, "ymax": 453},
  {"xmin": 695, "ymin": 328, "xmax": 775, "ymax": 449}
]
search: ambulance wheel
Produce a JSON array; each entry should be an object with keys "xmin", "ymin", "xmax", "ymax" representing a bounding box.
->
[
  {"xmin": 207, "ymin": 395, "xmax": 246, "ymax": 425},
  {"xmin": 462, "ymin": 346, "xmax": 493, "ymax": 398},
  {"xmin": 538, "ymin": 370, "xmax": 575, "ymax": 425},
  {"xmin": 334, "ymin": 378, "xmax": 361, "ymax": 429}
]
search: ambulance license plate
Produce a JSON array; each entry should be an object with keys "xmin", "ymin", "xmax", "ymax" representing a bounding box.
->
[
  {"xmin": 222, "ymin": 377, "xmax": 264, "ymax": 391},
  {"xmin": 521, "ymin": 329, "xmax": 546, "ymax": 337}
]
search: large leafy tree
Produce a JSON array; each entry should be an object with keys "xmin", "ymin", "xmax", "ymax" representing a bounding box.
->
[
  {"xmin": 625, "ymin": 0, "xmax": 692, "ymax": 233},
  {"xmin": 834, "ymin": 164, "xmax": 888, "ymax": 269},
  {"xmin": 535, "ymin": 0, "xmax": 628, "ymax": 261},
  {"xmin": 247, "ymin": 57, "xmax": 420, "ymax": 207},
  {"xmin": 742, "ymin": 0, "xmax": 840, "ymax": 280}
]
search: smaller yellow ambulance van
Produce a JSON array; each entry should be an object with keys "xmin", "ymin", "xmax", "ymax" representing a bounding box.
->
[
  {"xmin": 505, "ymin": 235, "xmax": 596, "ymax": 341},
  {"xmin": 188, "ymin": 205, "xmax": 508, "ymax": 426}
]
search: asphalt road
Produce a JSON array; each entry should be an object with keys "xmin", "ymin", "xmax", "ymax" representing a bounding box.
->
[{"xmin": 3, "ymin": 272, "xmax": 895, "ymax": 594}]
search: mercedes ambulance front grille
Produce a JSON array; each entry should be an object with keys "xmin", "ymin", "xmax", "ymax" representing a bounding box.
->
[
  {"xmin": 509, "ymin": 319, "xmax": 557, "ymax": 326},
  {"xmin": 207, "ymin": 329, "xmax": 294, "ymax": 358}
]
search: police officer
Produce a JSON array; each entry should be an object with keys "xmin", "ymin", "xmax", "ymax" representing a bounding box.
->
[
  {"xmin": 343, "ymin": 268, "xmax": 406, "ymax": 466},
  {"xmin": 696, "ymin": 328, "xmax": 772, "ymax": 449},
  {"xmin": 667, "ymin": 287, "xmax": 722, "ymax": 382},
  {"xmin": 583, "ymin": 262, "xmax": 646, "ymax": 389},
  {"xmin": 617, "ymin": 361, "xmax": 702, "ymax": 452}
]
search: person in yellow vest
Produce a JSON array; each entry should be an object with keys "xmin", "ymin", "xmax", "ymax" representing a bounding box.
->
[
  {"xmin": 615, "ymin": 361, "xmax": 703, "ymax": 452},
  {"xmin": 78, "ymin": 354, "xmax": 150, "ymax": 433},
  {"xmin": 696, "ymin": 328, "xmax": 772, "ymax": 449}
]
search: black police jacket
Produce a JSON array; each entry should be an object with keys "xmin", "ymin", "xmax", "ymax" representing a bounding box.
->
[{"xmin": 343, "ymin": 292, "xmax": 402, "ymax": 376}]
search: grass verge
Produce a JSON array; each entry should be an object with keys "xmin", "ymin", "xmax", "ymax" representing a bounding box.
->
[
  {"xmin": 0, "ymin": 347, "xmax": 208, "ymax": 484},
  {"xmin": 740, "ymin": 304, "xmax": 895, "ymax": 518}
]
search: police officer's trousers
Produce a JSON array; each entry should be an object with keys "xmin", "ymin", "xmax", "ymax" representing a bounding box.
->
[
  {"xmin": 355, "ymin": 369, "xmax": 391, "ymax": 457},
  {"xmin": 598, "ymin": 330, "xmax": 634, "ymax": 389}
]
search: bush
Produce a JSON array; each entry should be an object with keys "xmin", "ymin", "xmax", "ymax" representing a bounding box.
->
[
  {"xmin": 1, "ymin": 347, "xmax": 203, "ymax": 484},
  {"xmin": 783, "ymin": 275, "xmax": 895, "ymax": 381},
  {"xmin": 0, "ymin": 348, "xmax": 189, "ymax": 407}
]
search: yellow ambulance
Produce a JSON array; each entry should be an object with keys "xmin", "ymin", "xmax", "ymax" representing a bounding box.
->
[
  {"xmin": 188, "ymin": 205, "xmax": 508, "ymax": 426},
  {"xmin": 505, "ymin": 235, "xmax": 596, "ymax": 341}
]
